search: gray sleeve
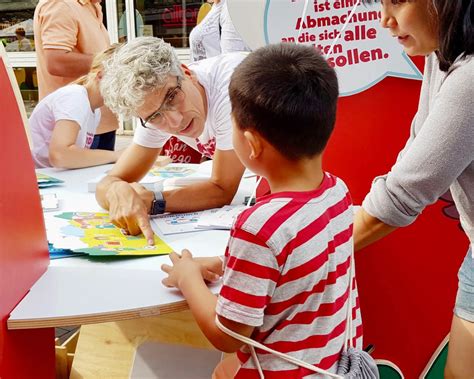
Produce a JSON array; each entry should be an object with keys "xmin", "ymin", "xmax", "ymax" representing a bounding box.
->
[{"xmin": 363, "ymin": 57, "xmax": 474, "ymax": 227}]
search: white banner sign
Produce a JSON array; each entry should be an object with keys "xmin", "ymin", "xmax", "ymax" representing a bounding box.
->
[{"xmin": 228, "ymin": 0, "xmax": 422, "ymax": 96}]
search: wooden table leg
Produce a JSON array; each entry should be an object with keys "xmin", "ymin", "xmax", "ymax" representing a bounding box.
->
[{"xmin": 70, "ymin": 310, "xmax": 215, "ymax": 378}]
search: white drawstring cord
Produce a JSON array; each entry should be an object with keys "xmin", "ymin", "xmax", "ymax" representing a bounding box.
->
[
  {"xmin": 215, "ymin": 316, "xmax": 344, "ymax": 379},
  {"xmin": 215, "ymin": 246, "xmax": 355, "ymax": 378},
  {"xmin": 343, "ymin": 246, "xmax": 355, "ymax": 351},
  {"xmin": 247, "ymin": 176, "xmax": 263, "ymax": 207}
]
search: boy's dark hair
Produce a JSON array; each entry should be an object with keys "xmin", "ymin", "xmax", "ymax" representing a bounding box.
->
[
  {"xmin": 229, "ymin": 43, "xmax": 339, "ymax": 161},
  {"xmin": 362, "ymin": 0, "xmax": 473, "ymax": 71}
]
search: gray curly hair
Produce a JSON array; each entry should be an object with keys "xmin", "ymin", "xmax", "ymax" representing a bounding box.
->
[{"xmin": 100, "ymin": 37, "xmax": 183, "ymax": 120}]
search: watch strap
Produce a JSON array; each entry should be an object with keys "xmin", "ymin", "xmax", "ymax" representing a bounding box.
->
[{"xmin": 153, "ymin": 190, "xmax": 164, "ymax": 201}]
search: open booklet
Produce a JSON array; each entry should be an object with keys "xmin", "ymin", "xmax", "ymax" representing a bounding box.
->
[
  {"xmin": 151, "ymin": 205, "xmax": 249, "ymax": 235},
  {"xmin": 196, "ymin": 205, "xmax": 248, "ymax": 230}
]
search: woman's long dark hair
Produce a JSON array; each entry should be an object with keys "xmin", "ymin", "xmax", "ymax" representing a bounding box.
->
[
  {"xmin": 435, "ymin": 0, "xmax": 473, "ymax": 70},
  {"xmin": 362, "ymin": 0, "xmax": 474, "ymax": 71}
]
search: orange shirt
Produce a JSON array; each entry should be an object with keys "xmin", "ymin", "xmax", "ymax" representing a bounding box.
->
[
  {"xmin": 34, "ymin": 0, "xmax": 110, "ymax": 99},
  {"xmin": 34, "ymin": 0, "xmax": 117, "ymax": 133}
]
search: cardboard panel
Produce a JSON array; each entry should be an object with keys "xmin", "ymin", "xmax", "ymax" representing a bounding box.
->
[{"xmin": 0, "ymin": 45, "xmax": 54, "ymax": 379}]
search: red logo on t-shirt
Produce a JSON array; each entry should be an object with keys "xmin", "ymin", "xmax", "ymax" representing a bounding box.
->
[
  {"xmin": 85, "ymin": 132, "xmax": 94, "ymax": 148},
  {"xmin": 162, "ymin": 136, "xmax": 202, "ymax": 163},
  {"xmin": 195, "ymin": 137, "xmax": 216, "ymax": 159}
]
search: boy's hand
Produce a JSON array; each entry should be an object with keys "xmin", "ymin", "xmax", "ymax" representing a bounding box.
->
[
  {"xmin": 162, "ymin": 250, "xmax": 218, "ymax": 288},
  {"xmin": 194, "ymin": 256, "xmax": 224, "ymax": 280}
]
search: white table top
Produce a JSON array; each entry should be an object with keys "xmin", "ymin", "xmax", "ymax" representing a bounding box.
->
[{"xmin": 8, "ymin": 164, "xmax": 254, "ymax": 329}]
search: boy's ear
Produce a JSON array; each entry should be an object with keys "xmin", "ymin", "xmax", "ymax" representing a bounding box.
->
[
  {"xmin": 244, "ymin": 130, "xmax": 263, "ymax": 160},
  {"xmin": 96, "ymin": 70, "xmax": 104, "ymax": 81}
]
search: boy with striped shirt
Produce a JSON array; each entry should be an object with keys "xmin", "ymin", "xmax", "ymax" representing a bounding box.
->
[{"xmin": 161, "ymin": 43, "xmax": 363, "ymax": 378}]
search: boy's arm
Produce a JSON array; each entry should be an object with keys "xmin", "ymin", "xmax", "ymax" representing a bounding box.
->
[{"xmin": 162, "ymin": 251, "xmax": 254, "ymax": 353}]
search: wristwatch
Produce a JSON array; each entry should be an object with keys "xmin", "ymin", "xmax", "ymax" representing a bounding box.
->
[{"xmin": 149, "ymin": 190, "xmax": 166, "ymax": 215}]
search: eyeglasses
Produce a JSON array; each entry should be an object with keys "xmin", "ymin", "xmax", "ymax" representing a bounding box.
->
[{"xmin": 140, "ymin": 76, "xmax": 185, "ymax": 129}]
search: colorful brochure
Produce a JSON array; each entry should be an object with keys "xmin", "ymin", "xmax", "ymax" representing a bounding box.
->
[
  {"xmin": 46, "ymin": 212, "xmax": 173, "ymax": 257},
  {"xmin": 36, "ymin": 173, "xmax": 64, "ymax": 188}
]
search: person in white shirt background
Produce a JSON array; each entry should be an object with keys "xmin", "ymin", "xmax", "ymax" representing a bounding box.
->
[
  {"xmin": 189, "ymin": 0, "xmax": 250, "ymax": 63},
  {"xmin": 30, "ymin": 44, "xmax": 124, "ymax": 169},
  {"xmin": 5, "ymin": 27, "xmax": 33, "ymax": 52}
]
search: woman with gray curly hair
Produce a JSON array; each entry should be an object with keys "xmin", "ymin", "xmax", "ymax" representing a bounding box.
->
[{"xmin": 96, "ymin": 37, "xmax": 247, "ymax": 245}]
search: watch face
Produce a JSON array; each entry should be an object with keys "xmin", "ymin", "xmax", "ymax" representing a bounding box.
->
[{"xmin": 151, "ymin": 199, "xmax": 166, "ymax": 215}]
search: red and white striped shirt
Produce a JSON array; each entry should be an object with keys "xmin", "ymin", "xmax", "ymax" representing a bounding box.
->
[{"xmin": 216, "ymin": 173, "xmax": 363, "ymax": 378}]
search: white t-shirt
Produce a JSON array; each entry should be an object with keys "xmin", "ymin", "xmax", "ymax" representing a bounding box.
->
[
  {"xmin": 5, "ymin": 38, "xmax": 33, "ymax": 52},
  {"xmin": 189, "ymin": 0, "xmax": 250, "ymax": 63},
  {"xmin": 219, "ymin": 1, "xmax": 250, "ymax": 54},
  {"xmin": 133, "ymin": 52, "xmax": 248, "ymax": 158},
  {"xmin": 30, "ymin": 84, "xmax": 101, "ymax": 168},
  {"xmin": 189, "ymin": 2, "xmax": 222, "ymax": 62}
]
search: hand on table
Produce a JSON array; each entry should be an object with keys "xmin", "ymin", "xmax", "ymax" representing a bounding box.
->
[
  {"xmin": 106, "ymin": 181, "xmax": 155, "ymax": 245},
  {"xmin": 161, "ymin": 250, "xmax": 221, "ymax": 288},
  {"xmin": 194, "ymin": 256, "xmax": 224, "ymax": 279}
]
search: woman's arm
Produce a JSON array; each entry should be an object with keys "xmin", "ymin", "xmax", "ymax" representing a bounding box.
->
[
  {"xmin": 353, "ymin": 207, "xmax": 397, "ymax": 251},
  {"xmin": 48, "ymin": 119, "xmax": 122, "ymax": 169},
  {"xmin": 361, "ymin": 56, "xmax": 473, "ymax": 233}
]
